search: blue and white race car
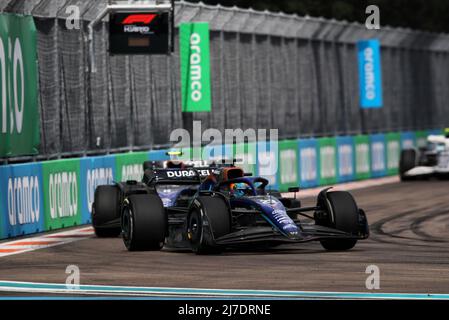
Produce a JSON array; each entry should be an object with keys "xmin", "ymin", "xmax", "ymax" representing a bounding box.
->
[
  {"xmin": 400, "ymin": 129, "xmax": 449, "ymax": 180},
  {"xmin": 92, "ymin": 161, "xmax": 369, "ymax": 254}
]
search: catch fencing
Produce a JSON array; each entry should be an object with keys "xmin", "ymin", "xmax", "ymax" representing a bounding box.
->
[{"xmin": 1, "ymin": 0, "xmax": 449, "ymax": 160}]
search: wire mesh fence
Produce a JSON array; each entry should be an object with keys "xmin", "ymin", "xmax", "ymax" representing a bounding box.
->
[{"xmin": 1, "ymin": 0, "xmax": 449, "ymax": 161}]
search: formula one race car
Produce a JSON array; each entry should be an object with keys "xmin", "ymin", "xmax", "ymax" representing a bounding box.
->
[
  {"xmin": 92, "ymin": 162, "xmax": 369, "ymax": 254},
  {"xmin": 400, "ymin": 129, "xmax": 449, "ymax": 181},
  {"xmin": 91, "ymin": 156, "xmax": 230, "ymax": 237}
]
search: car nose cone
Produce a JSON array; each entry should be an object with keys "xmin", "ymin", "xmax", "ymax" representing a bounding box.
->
[{"xmin": 287, "ymin": 231, "xmax": 301, "ymax": 240}]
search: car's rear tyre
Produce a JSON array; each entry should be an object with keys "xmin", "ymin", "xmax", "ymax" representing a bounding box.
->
[
  {"xmin": 188, "ymin": 196, "xmax": 231, "ymax": 255},
  {"xmin": 122, "ymin": 194, "xmax": 167, "ymax": 251},
  {"xmin": 317, "ymin": 191, "xmax": 359, "ymax": 251},
  {"xmin": 400, "ymin": 149, "xmax": 417, "ymax": 181},
  {"xmin": 92, "ymin": 185, "xmax": 122, "ymax": 238}
]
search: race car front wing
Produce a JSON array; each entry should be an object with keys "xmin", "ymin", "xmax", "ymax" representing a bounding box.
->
[{"xmin": 214, "ymin": 224, "xmax": 368, "ymax": 246}]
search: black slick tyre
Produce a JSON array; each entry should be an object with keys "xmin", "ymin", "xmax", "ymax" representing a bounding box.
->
[{"xmin": 121, "ymin": 194, "xmax": 167, "ymax": 251}]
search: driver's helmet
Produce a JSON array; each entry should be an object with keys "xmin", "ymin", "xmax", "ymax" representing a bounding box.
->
[{"xmin": 230, "ymin": 182, "xmax": 250, "ymax": 198}]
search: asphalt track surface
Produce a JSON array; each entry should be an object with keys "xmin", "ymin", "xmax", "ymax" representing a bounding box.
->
[{"xmin": 1, "ymin": 180, "xmax": 449, "ymax": 296}]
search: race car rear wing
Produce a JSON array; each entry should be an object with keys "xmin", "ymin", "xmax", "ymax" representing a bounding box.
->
[{"xmin": 143, "ymin": 168, "xmax": 212, "ymax": 186}]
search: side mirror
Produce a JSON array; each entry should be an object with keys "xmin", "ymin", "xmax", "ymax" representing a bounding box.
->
[{"xmin": 288, "ymin": 187, "xmax": 300, "ymax": 199}]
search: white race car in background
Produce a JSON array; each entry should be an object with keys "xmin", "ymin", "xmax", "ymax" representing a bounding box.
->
[{"xmin": 400, "ymin": 129, "xmax": 449, "ymax": 181}]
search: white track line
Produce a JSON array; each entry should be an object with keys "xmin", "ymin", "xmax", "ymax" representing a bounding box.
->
[
  {"xmin": 0, "ymin": 280, "xmax": 448, "ymax": 300},
  {"xmin": 0, "ymin": 227, "xmax": 94, "ymax": 258}
]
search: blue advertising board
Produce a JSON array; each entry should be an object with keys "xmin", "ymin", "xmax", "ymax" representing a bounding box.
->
[
  {"xmin": 400, "ymin": 132, "xmax": 416, "ymax": 150},
  {"xmin": 149, "ymin": 150, "xmax": 169, "ymax": 161},
  {"xmin": 370, "ymin": 134, "xmax": 387, "ymax": 178},
  {"xmin": 298, "ymin": 139, "xmax": 319, "ymax": 188},
  {"xmin": 358, "ymin": 39, "xmax": 383, "ymax": 108},
  {"xmin": 203, "ymin": 144, "xmax": 233, "ymax": 162},
  {"xmin": 0, "ymin": 163, "xmax": 45, "ymax": 239},
  {"xmin": 427, "ymin": 129, "xmax": 443, "ymax": 137},
  {"xmin": 79, "ymin": 156, "xmax": 116, "ymax": 224},
  {"xmin": 336, "ymin": 136, "xmax": 356, "ymax": 183}
]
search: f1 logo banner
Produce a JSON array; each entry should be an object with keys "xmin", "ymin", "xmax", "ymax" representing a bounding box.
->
[
  {"xmin": 180, "ymin": 22, "xmax": 212, "ymax": 112},
  {"xmin": 0, "ymin": 14, "xmax": 39, "ymax": 157},
  {"xmin": 109, "ymin": 12, "xmax": 171, "ymax": 55},
  {"xmin": 357, "ymin": 39, "xmax": 383, "ymax": 109}
]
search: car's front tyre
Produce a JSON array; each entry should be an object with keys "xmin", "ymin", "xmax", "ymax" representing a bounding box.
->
[
  {"xmin": 316, "ymin": 191, "xmax": 361, "ymax": 251},
  {"xmin": 399, "ymin": 149, "xmax": 417, "ymax": 181},
  {"xmin": 188, "ymin": 196, "xmax": 231, "ymax": 255}
]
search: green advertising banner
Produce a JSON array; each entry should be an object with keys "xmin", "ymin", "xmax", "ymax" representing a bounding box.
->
[
  {"xmin": 278, "ymin": 140, "xmax": 299, "ymax": 192},
  {"xmin": 115, "ymin": 152, "xmax": 149, "ymax": 182},
  {"xmin": 354, "ymin": 135, "xmax": 371, "ymax": 180},
  {"xmin": 233, "ymin": 143, "xmax": 257, "ymax": 176},
  {"xmin": 318, "ymin": 138, "xmax": 338, "ymax": 186},
  {"xmin": 0, "ymin": 14, "xmax": 39, "ymax": 157},
  {"xmin": 180, "ymin": 22, "xmax": 212, "ymax": 113},
  {"xmin": 179, "ymin": 147, "xmax": 204, "ymax": 162},
  {"xmin": 415, "ymin": 131, "xmax": 428, "ymax": 149},
  {"xmin": 386, "ymin": 132, "xmax": 401, "ymax": 176},
  {"xmin": 42, "ymin": 159, "xmax": 82, "ymax": 230}
]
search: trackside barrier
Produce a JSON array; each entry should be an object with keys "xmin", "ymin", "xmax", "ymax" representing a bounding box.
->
[
  {"xmin": 0, "ymin": 129, "xmax": 443, "ymax": 240},
  {"xmin": 203, "ymin": 144, "xmax": 233, "ymax": 163},
  {"xmin": 370, "ymin": 134, "xmax": 387, "ymax": 178},
  {"xmin": 257, "ymin": 141, "xmax": 279, "ymax": 190},
  {"xmin": 41, "ymin": 159, "xmax": 82, "ymax": 231},
  {"xmin": 0, "ymin": 163, "xmax": 44, "ymax": 238},
  {"xmin": 298, "ymin": 139, "xmax": 319, "ymax": 188},
  {"xmin": 149, "ymin": 150, "xmax": 170, "ymax": 161},
  {"xmin": 233, "ymin": 143, "xmax": 257, "ymax": 177},
  {"xmin": 336, "ymin": 136, "xmax": 356, "ymax": 183},
  {"xmin": 428, "ymin": 129, "xmax": 444, "ymax": 137},
  {"xmin": 278, "ymin": 140, "xmax": 300, "ymax": 191},
  {"xmin": 79, "ymin": 156, "xmax": 115, "ymax": 225},
  {"xmin": 115, "ymin": 152, "xmax": 150, "ymax": 182},
  {"xmin": 318, "ymin": 138, "xmax": 338, "ymax": 186},
  {"xmin": 354, "ymin": 135, "xmax": 371, "ymax": 180},
  {"xmin": 386, "ymin": 133, "xmax": 401, "ymax": 176},
  {"xmin": 415, "ymin": 131, "xmax": 428, "ymax": 149},
  {"xmin": 401, "ymin": 132, "xmax": 416, "ymax": 149}
]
